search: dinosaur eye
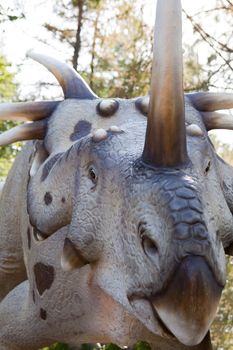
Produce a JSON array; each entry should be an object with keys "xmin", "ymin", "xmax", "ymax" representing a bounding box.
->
[
  {"xmin": 88, "ymin": 166, "xmax": 98, "ymax": 184},
  {"xmin": 138, "ymin": 222, "xmax": 158, "ymax": 260},
  {"xmin": 205, "ymin": 161, "xmax": 211, "ymax": 174},
  {"xmin": 142, "ymin": 236, "xmax": 158, "ymax": 258}
]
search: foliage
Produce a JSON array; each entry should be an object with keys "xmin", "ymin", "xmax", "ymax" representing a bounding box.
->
[
  {"xmin": 213, "ymin": 136, "xmax": 233, "ymax": 166},
  {"xmin": 89, "ymin": 0, "xmax": 152, "ymax": 98},
  {"xmin": 44, "ymin": 0, "xmax": 152, "ymax": 98},
  {"xmin": 0, "ymin": 4, "xmax": 24, "ymax": 23},
  {"xmin": 209, "ymin": 135, "xmax": 233, "ymax": 349},
  {"xmin": 39, "ymin": 343, "xmax": 70, "ymax": 350},
  {"xmin": 40, "ymin": 341, "xmax": 152, "ymax": 350},
  {"xmin": 43, "ymin": 0, "xmax": 210, "ymax": 100},
  {"xmin": 212, "ymin": 257, "xmax": 233, "ymax": 350},
  {"xmin": 183, "ymin": 45, "xmax": 209, "ymax": 92},
  {"xmin": 0, "ymin": 54, "xmax": 20, "ymax": 177},
  {"xmin": 0, "ymin": 55, "xmax": 16, "ymax": 100}
]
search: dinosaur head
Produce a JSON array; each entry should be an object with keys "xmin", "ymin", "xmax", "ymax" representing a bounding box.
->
[{"xmin": 26, "ymin": 96, "xmax": 231, "ymax": 346}]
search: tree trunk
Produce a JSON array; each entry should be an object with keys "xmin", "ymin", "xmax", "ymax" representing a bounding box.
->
[
  {"xmin": 72, "ymin": 0, "xmax": 85, "ymax": 70},
  {"xmin": 89, "ymin": 9, "xmax": 100, "ymax": 89}
]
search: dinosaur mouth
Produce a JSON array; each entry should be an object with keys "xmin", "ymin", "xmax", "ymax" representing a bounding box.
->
[{"xmin": 129, "ymin": 256, "xmax": 223, "ymax": 346}]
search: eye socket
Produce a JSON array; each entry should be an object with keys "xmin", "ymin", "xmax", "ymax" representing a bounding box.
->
[
  {"xmin": 205, "ymin": 160, "xmax": 211, "ymax": 174},
  {"xmin": 138, "ymin": 222, "xmax": 158, "ymax": 260},
  {"xmin": 88, "ymin": 165, "xmax": 98, "ymax": 184}
]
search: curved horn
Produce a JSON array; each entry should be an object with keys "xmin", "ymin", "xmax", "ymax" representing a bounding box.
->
[
  {"xmin": 27, "ymin": 51, "xmax": 98, "ymax": 100},
  {"xmin": 202, "ymin": 112, "xmax": 233, "ymax": 131},
  {"xmin": 0, "ymin": 101, "xmax": 59, "ymax": 121},
  {"xmin": 142, "ymin": 0, "xmax": 187, "ymax": 167},
  {"xmin": 0, "ymin": 120, "xmax": 47, "ymax": 146},
  {"xmin": 189, "ymin": 93, "xmax": 233, "ymax": 112}
]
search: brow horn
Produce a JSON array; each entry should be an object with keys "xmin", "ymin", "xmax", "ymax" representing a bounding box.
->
[
  {"xmin": 0, "ymin": 120, "xmax": 47, "ymax": 146},
  {"xmin": 142, "ymin": 0, "xmax": 187, "ymax": 167},
  {"xmin": 27, "ymin": 51, "xmax": 97, "ymax": 100},
  {"xmin": 189, "ymin": 92, "xmax": 233, "ymax": 112},
  {"xmin": 202, "ymin": 112, "xmax": 233, "ymax": 131},
  {"xmin": 0, "ymin": 101, "xmax": 59, "ymax": 121}
]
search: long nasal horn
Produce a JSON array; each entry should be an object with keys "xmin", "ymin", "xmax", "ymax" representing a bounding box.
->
[{"xmin": 142, "ymin": 0, "xmax": 187, "ymax": 167}]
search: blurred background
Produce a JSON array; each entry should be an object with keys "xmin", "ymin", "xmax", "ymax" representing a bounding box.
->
[{"xmin": 0, "ymin": 0, "xmax": 232, "ymax": 349}]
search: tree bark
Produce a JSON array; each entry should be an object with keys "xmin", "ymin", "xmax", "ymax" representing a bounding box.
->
[
  {"xmin": 72, "ymin": 0, "xmax": 85, "ymax": 70},
  {"xmin": 90, "ymin": 9, "xmax": 100, "ymax": 89}
]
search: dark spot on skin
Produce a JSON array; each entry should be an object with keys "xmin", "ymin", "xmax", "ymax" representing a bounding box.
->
[
  {"xmin": 34, "ymin": 263, "xmax": 55, "ymax": 295},
  {"xmin": 61, "ymin": 197, "xmax": 66, "ymax": 203},
  {"xmin": 41, "ymin": 153, "xmax": 64, "ymax": 182},
  {"xmin": 27, "ymin": 227, "xmax": 31, "ymax": 249},
  {"xmin": 40, "ymin": 308, "xmax": 47, "ymax": 320},
  {"xmin": 32, "ymin": 290, "xmax": 35, "ymax": 303},
  {"xmin": 44, "ymin": 192, "xmax": 53, "ymax": 205},
  {"xmin": 70, "ymin": 120, "xmax": 92, "ymax": 141}
]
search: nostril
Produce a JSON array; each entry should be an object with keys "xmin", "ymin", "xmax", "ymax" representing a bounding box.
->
[{"xmin": 142, "ymin": 236, "xmax": 158, "ymax": 259}]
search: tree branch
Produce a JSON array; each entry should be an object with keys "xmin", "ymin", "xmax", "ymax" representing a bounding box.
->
[
  {"xmin": 192, "ymin": 6, "xmax": 231, "ymax": 17},
  {"xmin": 183, "ymin": 9, "xmax": 233, "ymax": 72}
]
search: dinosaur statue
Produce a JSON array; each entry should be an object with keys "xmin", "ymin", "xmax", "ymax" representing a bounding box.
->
[{"xmin": 0, "ymin": 0, "xmax": 233, "ymax": 349}]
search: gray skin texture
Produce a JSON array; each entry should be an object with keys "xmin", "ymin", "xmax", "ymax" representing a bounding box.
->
[{"xmin": 0, "ymin": 96, "xmax": 233, "ymax": 350}]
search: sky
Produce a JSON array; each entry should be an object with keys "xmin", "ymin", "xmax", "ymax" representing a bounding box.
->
[
  {"xmin": 0, "ymin": 0, "xmax": 232, "ymax": 147},
  {"xmin": 0, "ymin": 0, "xmax": 211, "ymax": 61}
]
